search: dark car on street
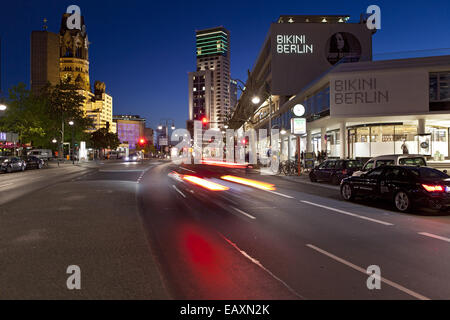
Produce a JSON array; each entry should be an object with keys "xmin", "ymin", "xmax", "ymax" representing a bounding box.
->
[
  {"xmin": 340, "ymin": 165, "xmax": 450, "ymax": 213},
  {"xmin": 0, "ymin": 156, "xmax": 26, "ymax": 173},
  {"xmin": 22, "ymin": 156, "xmax": 45, "ymax": 170},
  {"xmin": 310, "ymin": 159, "xmax": 364, "ymax": 185}
]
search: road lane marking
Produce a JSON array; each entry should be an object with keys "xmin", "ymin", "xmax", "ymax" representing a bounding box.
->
[
  {"xmin": 172, "ymin": 185, "xmax": 187, "ymax": 198},
  {"xmin": 0, "ymin": 183, "xmax": 14, "ymax": 189},
  {"xmin": 179, "ymin": 167, "xmax": 196, "ymax": 173},
  {"xmin": 306, "ymin": 244, "xmax": 430, "ymax": 300},
  {"xmin": 219, "ymin": 233, "xmax": 304, "ymax": 299},
  {"xmin": 99, "ymin": 170, "xmax": 145, "ymax": 173},
  {"xmin": 301, "ymin": 200, "xmax": 393, "ymax": 226},
  {"xmin": 282, "ymin": 177, "xmax": 340, "ymax": 191},
  {"xmin": 230, "ymin": 206, "xmax": 256, "ymax": 220},
  {"xmin": 418, "ymin": 232, "xmax": 450, "ymax": 243},
  {"xmin": 267, "ymin": 190, "xmax": 294, "ymax": 199}
]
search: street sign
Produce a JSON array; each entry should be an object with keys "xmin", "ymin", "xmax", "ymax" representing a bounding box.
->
[
  {"xmin": 291, "ymin": 118, "xmax": 306, "ymax": 135},
  {"xmin": 159, "ymin": 138, "xmax": 168, "ymax": 146}
]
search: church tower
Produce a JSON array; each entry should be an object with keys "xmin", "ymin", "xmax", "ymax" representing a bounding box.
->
[{"xmin": 59, "ymin": 13, "xmax": 90, "ymax": 91}]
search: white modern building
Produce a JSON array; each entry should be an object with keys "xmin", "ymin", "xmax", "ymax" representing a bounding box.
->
[{"xmin": 254, "ymin": 55, "xmax": 450, "ymax": 161}]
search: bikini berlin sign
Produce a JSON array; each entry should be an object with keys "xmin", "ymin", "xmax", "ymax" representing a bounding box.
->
[
  {"xmin": 276, "ymin": 35, "xmax": 314, "ymax": 54},
  {"xmin": 330, "ymin": 70, "xmax": 428, "ymax": 117}
]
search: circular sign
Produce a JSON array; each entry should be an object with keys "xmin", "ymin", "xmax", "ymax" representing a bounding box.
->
[
  {"xmin": 420, "ymin": 142, "xmax": 429, "ymax": 149},
  {"xmin": 293, "ymin": 104, "xmax": 306, "ymax": 117}
]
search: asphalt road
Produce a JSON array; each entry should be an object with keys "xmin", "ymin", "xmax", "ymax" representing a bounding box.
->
[
  {"xmin": 1, "ymin": 159, "xmax": 450, "ymax": 299},
  {"xmin": 139, "ymin": 161, "xmax": 450, "ymax": 300}
]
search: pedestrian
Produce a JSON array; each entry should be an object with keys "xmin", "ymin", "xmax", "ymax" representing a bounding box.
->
[{"xmin": 401, "ymin": 140, "xmax": 409, "ymax": 155}]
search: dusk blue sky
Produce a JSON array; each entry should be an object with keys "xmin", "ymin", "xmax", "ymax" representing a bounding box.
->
[{"xmin": 1, "ymin": 0, "xmax": 449, "ymax": 128}]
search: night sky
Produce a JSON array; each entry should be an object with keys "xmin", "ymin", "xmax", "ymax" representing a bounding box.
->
[{"xmin": 1, "ymin": 0, "xmax": 449, "ymax": 129}]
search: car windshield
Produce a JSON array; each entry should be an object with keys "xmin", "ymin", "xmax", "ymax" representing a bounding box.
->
[{"xmin": 409, "ymin": 167, "xmax": 449, "ymax": 179}]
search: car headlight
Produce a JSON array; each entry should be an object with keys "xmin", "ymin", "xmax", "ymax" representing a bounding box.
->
[
  {"xmin": 132, "ymin": 157, "xmax": 137, "ymax": 161},
  {"xmin": 125, "ymin": 157, "xmax": 130, "ymax": 161}
]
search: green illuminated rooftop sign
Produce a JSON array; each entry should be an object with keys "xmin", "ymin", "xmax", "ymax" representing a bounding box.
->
[{"xmin": 196, "ymin": 31, "xmax": 228, "ymax": 57}]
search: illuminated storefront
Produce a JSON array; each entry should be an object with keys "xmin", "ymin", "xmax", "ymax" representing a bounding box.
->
[{"xmin": 254, "ymin": 55, "xmax": 450, "ymax": 160}]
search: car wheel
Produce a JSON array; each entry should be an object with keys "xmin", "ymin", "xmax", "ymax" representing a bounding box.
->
[
  {"xmin": 394, "ymin": 191, "xmax": 411, "ymax": 212},
  {"xmin": 331, "ymin": 175, "xmax": 340, "ymax": 185},
  {"xmin": 310, "ymin": 173, "xmax": 317, "ymax": 182},
  {"xmin": 341, "ymin": 183, "xmax": 354, "ymax": 201},
  {"xmin": 6, "ymin": 166, "xmax": 12, "ymax": 173},
  {"xmin": 38, "ymin": 162, "xmax": 43, "ymax": 169}
]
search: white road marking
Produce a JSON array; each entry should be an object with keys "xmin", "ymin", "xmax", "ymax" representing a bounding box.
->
[
  {"xmin": 306, "ymin": 244, "xmax": 430, "ymax": 300},
  {"xmin": 219, "ymin": 233, "xmax": 304, "ymax": 299},
  {"xmin": 0, "ymin": 183, "xmax": 14, "ymax": 189},
  {"xmin": 301, "ymin": 200, "xmax": 394, "ymax": 226},
  {"xmin": 283, "ymin": 178, "xmax": 340, "ymax": 191},
  {"xmin": 99, "ymin": 170, "xmax": 144, "ymax": 173},
  {"xmin": 179, "ymin": 167, "xmax": 196, "ymax": 173},
  {"xmin": 418, "ymin": 232, "xmax": 450, "ymax": 243},
  {"xmin": 230, "ymin": 206, "xmax": 256, "ymax": 220},
  {"xmin": 172, "ymin": 185, "xmax": 187, "ymax": 198},
  {"xmin": 267, "ymin": 190, "xmax": 294, "ymax": 199}
]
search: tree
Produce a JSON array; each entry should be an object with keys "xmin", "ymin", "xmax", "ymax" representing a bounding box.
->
[
  {"xmin": 90, "ymin": 128, "xmax": 121, "ymax": 158},
  {"xmin": 0, "ymin": 81, "xmax": 93, "ymax": 152}
]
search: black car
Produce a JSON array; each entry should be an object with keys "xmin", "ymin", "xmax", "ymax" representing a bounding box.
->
[
  {"xmin": 22, "ymin": 156, "xmax": 45, "ymax": 170},
  {"xmin": 0, "ymin": 156, "xmax": 26, "ymax": 173},
  {"xmin": 310, "ymin": 159, "xmax": 364, "ymax": 185},
  {"xmin": 340, "ymin": 165, "xmax": 450, "ymax": 212}
]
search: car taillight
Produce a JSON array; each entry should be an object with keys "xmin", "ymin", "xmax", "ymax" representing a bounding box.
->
[
  {"xmin": 422, "ymin": 184, "xmax": 445, "ymax": 192},
  {"xmin": 342, "ymin": 169, "xmax": 348, "ymax": 175}
]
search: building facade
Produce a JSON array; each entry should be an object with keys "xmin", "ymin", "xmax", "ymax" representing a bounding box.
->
[
  {"xmin": 113, "ymin": 115, "xmax": 146, "ymax": 150},
  {"xmin": 238, "ymin": 19, "xmax": 450, "ymax": 161},
  {"xmin": 30, "ymin": 31, "xmax": 60, "ymax": 92},
  {"xmin": 188, "ymin": 27, "xmax": 233, "ymax": 130},
  {"xmin": 274, "ymin": 55, "xmax": 450, "ymax": 160},
  {"xmin": 30, "ymin": 13, "xmax": 115, "ymax": 134}
]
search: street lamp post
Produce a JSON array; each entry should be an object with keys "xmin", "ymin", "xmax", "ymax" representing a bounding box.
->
[
  {"xmin": 69, "ymin": 121, "xmax": 75, "ymax": 164},
  {"xmin": 158, "ymin": 119, "xmax": 175, "ymax": 154}
]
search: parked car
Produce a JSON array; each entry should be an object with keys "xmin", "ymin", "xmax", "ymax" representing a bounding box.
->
[
  {"xmin": 341, "ymin": 165, "xmax": 450, "ymax": 212},
  {"xmin": 27, "ymin": 149, "xmax": 53, "ymax": 161},
  {"xmin": 22, "ymin": 156, "xmax": 45, "ymax": 170},
  {"xmin": 310, "ymin": 159, "xmax": 364, "ymax": 185},
  {"xmin": 352, "ymin": 154, "xmax": 427, "ymax": 177},
  {"xmin": 0, "ymin": 156, "xmax": 26, "ymax": 173}
]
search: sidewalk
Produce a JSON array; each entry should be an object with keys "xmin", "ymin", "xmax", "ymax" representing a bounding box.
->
[{"xmin": 0, "ymin": 176, "xmax": 168, "ymax": 299}]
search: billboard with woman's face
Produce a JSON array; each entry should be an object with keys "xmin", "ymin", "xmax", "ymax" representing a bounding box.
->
[
  {"xmin": 270, "ymin": 23, "xmax": 373, "ymax": 95},
  {"xmin": 326, "ymin": 32, "xmax": 362, "ymax": 65}
]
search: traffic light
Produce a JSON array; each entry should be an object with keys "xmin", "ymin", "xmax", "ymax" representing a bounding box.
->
[
  {"xmin": 202, "ymin": 117, "xmax": 208, "ymax": 125},
  {"xmin": 139, "ymin": 138, "xmax": 146, "ymax": 146}
]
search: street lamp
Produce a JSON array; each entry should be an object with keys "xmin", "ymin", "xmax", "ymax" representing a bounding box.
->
[
  {"xmin": 251, "ymin": 96, "xmax": 261, "ymax": 105},
  {"xmin": 0, "ymin": 104, "xmax": 7, "ymax": 111},
  {"xmin": 52, "ymin": 138, "xmax": 57, "ymax": 144},
  {"xmin": 69, "ymin": 121, "xmax": 75, "ymax": 164}
]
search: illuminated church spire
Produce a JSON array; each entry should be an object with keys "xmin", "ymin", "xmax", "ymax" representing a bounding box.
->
[{"xmin": 59, "ymin": 13, "xmax": 90, "ymax": 91}]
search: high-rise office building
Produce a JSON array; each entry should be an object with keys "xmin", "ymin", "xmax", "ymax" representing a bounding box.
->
[
  {"xmin": 30, "ymin": 31, "xmax": 60, "ymax": 92},
  {"xmin": 188, "ymin": 27, "xmax": 232, "ymax": 130}
]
